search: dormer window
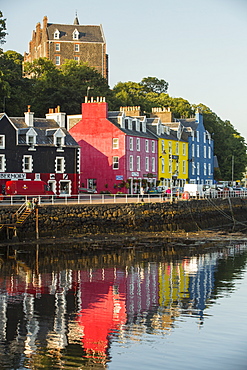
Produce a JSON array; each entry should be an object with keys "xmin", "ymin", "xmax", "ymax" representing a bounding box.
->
[
  {"xmin": 54, "ymin": 29, "xmax": 60, "ymax": 39},
  {"xmin": 26, "ymin": 128, "xmax": 37, "ymax": 149},
  {"xmin": 72, "ymin": 29, "xmax": 79, "ymax": 40},
  {"xmin": 54, "ymin": 128, "xmax": 66, "ymax": 150}
]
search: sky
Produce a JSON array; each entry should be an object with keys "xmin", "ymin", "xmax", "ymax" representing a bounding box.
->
[{"xmin": 1, "ymin": 0, "xmax": 247, "ymax": 140}]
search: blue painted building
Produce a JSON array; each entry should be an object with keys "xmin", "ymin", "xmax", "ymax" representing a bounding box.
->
[{"xmin": 178, "ymin": 109, "xmax": 214, "ymax": 185}]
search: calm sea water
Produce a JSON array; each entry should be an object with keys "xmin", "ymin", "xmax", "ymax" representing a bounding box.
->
[{"xmin": 0, "ymin": 240, "xmax": 246, "ymax": 369}]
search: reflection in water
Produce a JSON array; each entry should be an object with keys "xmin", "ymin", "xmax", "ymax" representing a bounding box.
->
[{"xmin": 0, "ymin": 242, "xmax": 246, "ymax": 369}]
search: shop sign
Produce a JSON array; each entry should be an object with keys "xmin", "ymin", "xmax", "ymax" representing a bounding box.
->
[
  {"xmin": 116, "ymin": 175, "xmax": 123, "ymax": 180},
  {"xmin": 131, "ymin": 172, "xmax": 139, "ymax": 177},
  {"xmin": 0, "ymin": 173, "xmax": 26, "ymax": 180}
]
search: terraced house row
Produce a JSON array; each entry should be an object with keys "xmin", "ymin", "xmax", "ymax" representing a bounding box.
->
[{"xmin": 0, "ymin": 98, "xmax": 214, "ymax": 196}]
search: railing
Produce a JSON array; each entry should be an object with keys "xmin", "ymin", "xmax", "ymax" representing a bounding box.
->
[{"xmin": 1, "ymin": 190, "xmax": 247, "ymax": 206}]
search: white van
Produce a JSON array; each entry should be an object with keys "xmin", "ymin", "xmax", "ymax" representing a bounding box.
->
[{"xmin": 183, "ymin": 184, "xmax": 204, "ymax": 197}]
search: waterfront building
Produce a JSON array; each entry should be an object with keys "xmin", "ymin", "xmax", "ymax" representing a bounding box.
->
[
  {"xmin": 120, "ymin": 107, "xmax": 189, "ymax": 189},
  {"xmin": 0, "ymin": 106, "xmax": 79, "ymax": 195},
  {"xmin": 23, "ymin": 15, "xmax": 108, "ymax": 81},
  {"xmin": 69, "ymin": 98, "xmax": 158, "ymax": 194},
  {"xmin": 151, "ymin": 108, "xmax": 214, "ymax": 185}
]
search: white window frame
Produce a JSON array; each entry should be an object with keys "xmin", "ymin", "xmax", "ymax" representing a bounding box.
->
[
  {"xmin": 55, "ymin": 56, "xmax": 60, "ymax": 65},
  {"xmin": 55, "ymin": 43, "xmax": 60, "ymax": 51},
  {"xmin": 145, "ymin": 157, "xmax": 149, "ymax": 172},
  {"xmin": 208, "ymin": 163, "xmax": 211, "ymax": 175},
  {"xmin": 197, "ymin": 162, "xmax": 200, "ymax": 175},
  {"xmin": 129, "ymin": 137, "xmax": 133, "ymax": 151},
  {"xmin": 168, "ymin": 141, "xmax": 172, "ymax": 154},
  {"xmin": 113, "ymin": 156, "xmax": 119, "ymax": 170},
  {"xmin": 136, "ymin": 138, "xmax": 140, "ymax": 151},
  {"xmin": 182, "ymin": 143, "xmax": 186, "ymax": 156},
  {"xmin": 72, "ymin": 29, "xmax": 79, "ymax": 40},
  {"xmin": 203, "ymin": 132, "xmax": 206, "ymax": 143},
  {"xmin": 204, "ymin": 146, "xmax": 207, "ymax": 158},
  {"xmin": 54, "ymin": 29, "xmax": 60, "ymax": 39},
  {"xmin": 0, "ymin": 135, "xmax": 5, "ymax": 149},
  {"xmin": 151, "ymin": 140, "xmax": 155, "ymax": 153},
  {"xmin": 74, "ymin": 56, "xmax": 80, "ymax": 63},
  {"xmin": 161, "ymin": 140, "xmax": 165, "ymax": 153},
  {"xmin": 0, "ymin": 154, "xmax": 6, "ymax": 172},
  {"xmin": 152, "ymin": 157, "xmax": 155, "ymax": 172},
  {"xmin": 175, "ymin": 142, "xmax": 179, "ymax": 155},
  {"xmin": 145, "ymin": 140, "xmax": 149, "ymax": 153},
  {"xmin": 197, "ymin": 144, "xmax": 200, "ymax": 157},
  {"xmin": 161, "ymin": 158, "xmax": 165, "ymax": 173},
  {"xmin": 208, "ymin": 147, "xmax": 211, "ymax": 159},
  {"xmin": 192, "ymin": 161, "xmax": 195, "ymax": 175},
  {"xmin": 204, "ymin": 162, "xmax": 207, "ymax": 176},
  {"xmin": 137, "ymin": 156, "xmax": 140, "ymax": 171},
  {"xmin": 182, "ymin": 160, "xmax": 186, "ymax": 174},
  {"xmin": 113, "ymin": 138, "xmax": 119, "ymax": 149},
  {"xmin": 197, "ymin": 131, "xmax": 200, "ymax": 142},
  {"xmin": 74, "ymin": 44, "xmax": 79, "ymax": 52},
  {"xmin": 55, "ymin": 157, "xmax": 65, "ymax": 173},
  {"xmin": 129, "ymin": 155, "xmax": 133, "ymax": 171},
  {"xmin": 23, "ymin": 155, "xmax": 33, "ymax": 173}
]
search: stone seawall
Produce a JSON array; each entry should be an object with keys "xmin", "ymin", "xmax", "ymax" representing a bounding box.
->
[{"xmin": 1, "ymin": 198, "xmax": 247, "ymax": 240}]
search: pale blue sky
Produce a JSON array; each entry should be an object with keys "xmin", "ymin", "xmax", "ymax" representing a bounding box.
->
[{"xmin": 2, "ymin": 0, "xmax": 247, "ymax": 140}]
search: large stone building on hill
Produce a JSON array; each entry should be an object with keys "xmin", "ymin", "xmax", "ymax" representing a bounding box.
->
[{"xmin": 24, "ymin": 15, "xmax": 108, "ymax": 81}]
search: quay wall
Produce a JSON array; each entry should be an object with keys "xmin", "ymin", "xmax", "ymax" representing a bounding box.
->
[{"xmin": 1, "ymin": 198, "xmax": 247, "ymax": 240}]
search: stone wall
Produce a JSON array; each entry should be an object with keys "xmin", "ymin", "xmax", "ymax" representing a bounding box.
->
[{"xmin": 1, "ymin": 198, "xmax": 247, "ymax": 240}]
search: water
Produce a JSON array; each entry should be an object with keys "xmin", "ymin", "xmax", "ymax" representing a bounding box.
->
[{"xmin": 0, "ymin": 240, "xmax": 246, "ymax": 369}]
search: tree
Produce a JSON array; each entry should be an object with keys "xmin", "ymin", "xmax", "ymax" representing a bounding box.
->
[
  {"xmin": 140, "ymin": 77, "xmax": 168, "ymax": 94},
  {"xmin": 0, "ymin": 11, "xmax": 7, "ymax": 46}
]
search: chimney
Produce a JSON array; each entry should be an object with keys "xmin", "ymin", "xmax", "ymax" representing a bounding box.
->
[
  {"xmin": 24, "ymin": 105, "xmax": 34, "ymax": 126},
  {"xmin": 46, "ymin": 106, "xmax": 66, "ymax": 128}
]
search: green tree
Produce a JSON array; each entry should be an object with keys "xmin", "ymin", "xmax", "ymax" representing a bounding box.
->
[
  {"xmin": 140, "ymin": 77, "xmax": 169, "ymax": 94},
  {"xmin": 0, "ymin": 11, "xmax": 7, "ymax": 46}
]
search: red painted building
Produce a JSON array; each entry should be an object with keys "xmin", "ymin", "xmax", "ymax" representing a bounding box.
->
[{"xmin": 69, "ymin": 98, "xmax": 158, "ymax": 194}]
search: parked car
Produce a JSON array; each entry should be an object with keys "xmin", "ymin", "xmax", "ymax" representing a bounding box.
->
[
  {"xmin": 79, "ymin": 187, "xmax": 97, "ymax": 194},
  {"xmin": 147, "ymin": 187, "xmax": 161, "ymax": 194}
]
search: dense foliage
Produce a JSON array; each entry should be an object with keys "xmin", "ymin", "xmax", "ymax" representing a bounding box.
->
[{"xmin": 0, "ymin": 11, "xmax": 246, "ymax": 181}]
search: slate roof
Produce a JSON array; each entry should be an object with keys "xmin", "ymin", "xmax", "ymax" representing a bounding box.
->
[
  {"xmin": 8, "ymin": 117, "xmax": 79, "ymax": 147},
  {"xmin": 47, "ymin": 23, "xmax": 105, "ymax": 43}
]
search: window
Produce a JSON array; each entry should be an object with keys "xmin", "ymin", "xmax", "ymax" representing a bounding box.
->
[
  {"xmin": 136, "ymin": 138, "xmax": 140, "ymax": 151},
  {"xmin": 72, "ymin": 29, "xmax": 79, "ymax": 40},
  {"xmin": 197, "ymin": 131, "xmax": 200, "ymax": 142},
  {"xmin": 54, "ymin": 29, "xmax": 60, "ymax": 39},
  {"xmin": 192, "ymin": 161, "xmax": 195, "ymax": 175},
  {"xmin": 175, "ymin": 142, "xmax": 179, "ymax": 155},
  {"xmin": 203, "ymin": 132, "xmax": 206, "ymax": 143},
  {"xmin": 204, "ymin": 163, "xmax": 207, "ymax": 176},
  {"xmin": 74, "ymin": 56, "xmax": 80, "ymax": 63},
  {"xmin": 0, "ymin": 135, "xmax": 5, "ymax": 149},
  {"xmin": 169, "ymin": 158, "xmax": 172, "ymax": 173},
  {"xmin": 23, "ymin": 155, "xmax": 33, "ymax": 172},
  {"xmin": 55, "ymin": 43, "xmax": 60, "ymax": 51},
  {"xmin": 137, "ymin": 156, "xmax": 140, "ymax": 171},
  {"xmin": 197, "ymin": 144, "xmax": 199, "ymax": 157},
  {"xmin": 0, "ymin": 154, "xmax": 6, "ymax": 172},
  {"xmin": 74, "ymin": 44, "xmax": 79, "ymax": 52},
  {"xmin": 145, "ymin": 140, "xmax": 149, "ymax": 153},
  {"xmin": 161, "ymin": 140, "xmax": 165, "ymax": 153},
  {"xmin": 152, "ymin": 157, "xmax": 155, "ymax": 172},
  {"xmin": 28, "ymin": 135, "xmax": 35, "ymax": 145},
  {"xmin": 152, "ymin": 140, "xmax": 155, "ymax": 153},
  {"xmin": 129, "ymin": 137, "xmax": 133, "ymax": 151},
  {"xmin": 197, "ymin": 162, "xmax": 200, "ymax": 175},
  {"xmin": 208, "ymin": 147, "xmax": 211, "ymax": 159},
  {"xmin": 204, "ymin": 146, "xmax": 207, "ymax": 158},
  {"xmin": 56, "ymin": 136, "xmax": 63, "ymax": 147},
  {"xmin": 182, "ymin": 143, "xmax": 186, "ymax": 156},
  {"xmin": 145, "ymin": 157, "xmax": 149, "ymax": 172},
  {"xmin": 113, "ymin": 156, "xmax": 119, "ymax": 169},
  {"xmin": 192, "ymin": 144, "xmax": 195, "ymax": 157},
  {"xmin": 55, "ymin": 56, "xmax": 60, "ymax": 65},
  {"xmin": 128, "ymin": 119, "xmax": 132, "ymax": 130},
  {"xmin": 55, "ymin": 157, "xmax": 65, "ymax": 173},
  {"xmin": 59, "ymin": 180, "xmax": 71, "ymax": 195},
  {"xmin": 129, "ymin": 155, "xmax": 133, "ymax": 171},
  {"xmin": 208, "ymin": 163, "xmax": 211, "ymax": 175},
  {"xmin": 113, "ymin": 138, "xmax": 119, "ymax": 149},
  {"xmin": 161, "ymin": 158, "xmax": 165, "ymax": 173},
  {"xmin": 182, "ymin": 160, "xmax": 186, "ymax": 174},
  {"xmin": 168, "ymin": 141, "xmax": 172, "ymax": 154},
  {"xmin": 191, "ymin": 131, "xmax": 194, "ymax": 141}
]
